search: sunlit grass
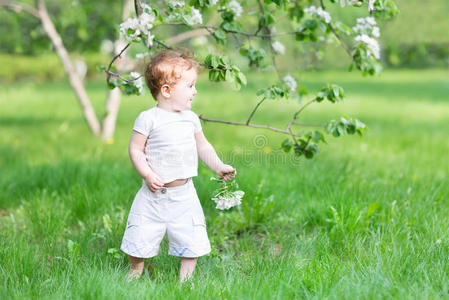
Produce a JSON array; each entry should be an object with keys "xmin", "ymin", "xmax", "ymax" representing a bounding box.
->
[{"xmin": 1, "ymin": 69, "xmax": 449, "ymax": 299}]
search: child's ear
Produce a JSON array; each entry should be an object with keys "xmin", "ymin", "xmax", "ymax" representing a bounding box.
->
[{"xmin": 160, "ymin": 84, "xmax": 170, "ymax": 98}]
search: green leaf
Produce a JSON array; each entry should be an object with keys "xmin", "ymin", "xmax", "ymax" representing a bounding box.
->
[
  {"xmin": 312, "ymin": 131, "xmax": 326, "ymax": 144},
  {"xmin": 281, "ymin": 139, "xmax": 293, "ymax": 153},
  {"xmin": 213, "ymin": 29, "xmax": 227, "ymax": 45},
  {"xmin": 237, "ymin": 71, "xmax": 247, "ymax": 86}
]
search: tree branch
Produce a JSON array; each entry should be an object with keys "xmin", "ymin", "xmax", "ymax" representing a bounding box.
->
[
  {"xmin": 285, "ymin": 98, "xmax": 317, "ymax": 131},
  {"xmin": 199, "ymin": 115, "xmax": 300, "ymax": 137},
  {"xmin": 319, "ymin": 0, "xmax": 361, "ymax": 69},
  {"xmin": 246, "ymin": 97, "xmax": 266, "ymax": 125},
  {"xmin": 106, "ymin": 43, "xmax": 131, "ymax": 83},
  {"xmin": 0, "ymin": 0, "xmax": 39, "ymax": 17},
  {"xmin": 34, "ymin": 0, "xmax": 101, "ymax": 135}
]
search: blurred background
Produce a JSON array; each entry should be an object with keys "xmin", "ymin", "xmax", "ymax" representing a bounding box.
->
[
  {"xmin": 1, "ymin": 1, "xmax": 449, "ymax": 298},
  {"xmin": 0, "ymin": 0, "xmax": 448, "ymax": 83}
]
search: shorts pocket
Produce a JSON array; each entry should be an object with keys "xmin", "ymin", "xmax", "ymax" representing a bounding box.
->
[
  {"xmin": 192, "ymin": 215, "xmax": 206, "ymax": 227},
  {"xmin": 124, "ymin": 213, "xmax": 141, "ymax": 241},
  {"xmin": 191, "ymin": 215, "xmax": 209, "ymax": 248},
  {"xmin": 126, "ymin": 213, "xmax": 141, "ymax": 228}
]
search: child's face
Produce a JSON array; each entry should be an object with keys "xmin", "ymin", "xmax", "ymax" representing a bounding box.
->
[{"xmin": 167, "ymin": 67, "xmax": 198, "ymax": 112}]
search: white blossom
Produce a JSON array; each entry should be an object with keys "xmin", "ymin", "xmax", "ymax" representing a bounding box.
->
[
  {"xmin": 190, "ymin": 7, "xmax": 203, "ymax": 25},
  {"xmin": 353, "ymin": 17, "xmax": 380, "ymax": 38},
  {"xmin": 355, "ymin": 34, "xmax": 380, "ymax": 59},
  {"xmin": 212, "ymin": 190, "xmax": 244, "ymax": 210},
  {"xmin": 167, "ymin": 0, "xmax": 185, "ymax": 8},
  {"xmin": 228, "ymin": 0, "xmax": 243, "ymax": 17},
  {"xmin": 304, "ymin": 5, "xmax": 331, "ymax": 23},
  {"xmin": 130, "ymin": 72, "xmax": 144, "ymax": 94},
  {"xmin": 119, "ymin": 5, "xmax": 156, "ymax": 44},
  {"xmin": 120, "ymin": 17, "xmax": 141, "ymax": 42},
  {"xmin": 209, "ymin": 0, "xmax": 219, "ymax": 6},
  {"xmin": 372, "ymin": 26, "xmax": 380, "ymax": 38},
  {"xmin": 339, "ymin": 0, "xmax": 362, "ymax": 7},
  {"xmin": 283, "ymin": 74, "xmax": 297, "ymax": 92},
  {"xmin": 272, "ymin": 41, "xmax": 285, "ymax": 55}
]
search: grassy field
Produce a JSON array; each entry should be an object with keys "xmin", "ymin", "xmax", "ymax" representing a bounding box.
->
[{"xmin": 1, "ymin": 69, "xmax": 449, "ymax": 299}]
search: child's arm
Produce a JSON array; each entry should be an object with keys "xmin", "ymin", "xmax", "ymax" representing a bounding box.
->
[
  {"xmin": 129, "ymin": 130, "xmax": 164, "ymax": 192},
  {"xmin": 195, "ymin": 131, "xmax": 236, "ymax": 181}
]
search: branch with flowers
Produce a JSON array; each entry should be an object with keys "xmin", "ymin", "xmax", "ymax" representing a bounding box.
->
[{"xmin": 106, "ymin": 0, "xmax": 398, "ymax": 159}]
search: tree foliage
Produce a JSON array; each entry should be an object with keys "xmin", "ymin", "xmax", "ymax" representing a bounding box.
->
[
  {"xmin": 108, "ymin": 0, "xmax": 397, "ymax": 159},
  {"xmin": 0, "ymin": 0, "xmax": 122, "ymax": 54}
]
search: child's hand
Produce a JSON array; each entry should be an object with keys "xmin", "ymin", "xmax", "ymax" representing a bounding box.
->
[
  {"xmin": 144, "ymin": 172, "xmax": 164, "ymax": 193},
  {"xmin": 217, "ymin": 164, "xmax": 236, "ymax": 181}
]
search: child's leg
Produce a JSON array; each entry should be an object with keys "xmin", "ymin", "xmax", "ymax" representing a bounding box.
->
[
  {"xmin": 128, "ymin": 255, "xmax": 145, "ymax": 279},
  {"xmin": 180, "ymin": 257, "xmax": 197, "ymax": 282}
]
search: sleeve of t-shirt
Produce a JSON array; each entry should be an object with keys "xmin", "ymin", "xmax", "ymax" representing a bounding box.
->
[
  {"xmin": 191, "ymin": 111, "xmax": 202, "ymax": 133},
  {"xmin": 133, "ymin": 111, "xmax": 153, "ymax": 136}
]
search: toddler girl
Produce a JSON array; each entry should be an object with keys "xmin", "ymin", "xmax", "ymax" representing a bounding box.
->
[{"xmin": 120, "ymin": 50, "xmax": 235, "ymax": 282}]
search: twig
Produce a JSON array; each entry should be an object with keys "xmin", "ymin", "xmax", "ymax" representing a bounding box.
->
[
  {"xmin": 154, "ymin": 39, "xmax": 173, "ymax": 50},
  {"xmin": 292, "ymin": 122, "xmax": 323, "ymax": 127},
  {"xmin": 106, "ymin": 43, "xmax": 130, "ymax": 82},
  {"xmin": 319, "ymin": 0, "xmax": 361, "ymax": 69},
  {"xmin": 285, "ymin": 98, "xmax": 317, "ymax": 131},
  {"xmin": 246, "ymin": 97, "xmax": 266, "ymax": 125},
  {"xmin": 199, "ymin": 115, "xmax": 300, "ymax": 137}
]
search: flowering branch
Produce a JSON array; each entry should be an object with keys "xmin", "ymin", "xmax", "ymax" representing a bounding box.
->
[{"xmin": 99, "ymin": 0, "xmax": 390, "ymax": 157}]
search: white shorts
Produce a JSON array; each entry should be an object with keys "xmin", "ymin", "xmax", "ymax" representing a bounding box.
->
[{"xmin": 120, "ymin": 178, "xmax": 211, "ymax": 258}]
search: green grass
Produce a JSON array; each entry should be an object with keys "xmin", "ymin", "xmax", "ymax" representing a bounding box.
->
[{"xmin": 1, "ymin": 69, "xmax": 449, "ymax": 299}]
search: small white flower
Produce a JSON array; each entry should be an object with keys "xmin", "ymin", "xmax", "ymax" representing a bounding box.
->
[
  {"xmin": 372, "ymin": 26, "xmax": 380, "ymax": 38},
  {"xmin": 139, "ymin": 12, "xmax": 155, "ymax": 36},
  {"xmin": 304, "ymin": 5, "xmax": 331, "ymax": 23},
  {"xmin": 436, "ymin": 239, "xmax": 442, "ymax": 244},
  {"xmin": 355, "ymin": 34, "xmax": 380, "ymax": 59},
  {"xmin": 120, "ymin": 17, "xmax": 141, "ymax": 42},
  {"xmin": 130, "ymin": 72, "xmax": 144, "ymax": 94},
  {"xmin": 119, "ymin": 6, "xmax": 156, "ymax": 44},
  {"xmin": 212, "ymin": 190, "xmax": 244, "ymax": 210},
  {"xmin": 190, "ymin": 7, "xmax": 203, "ymax": 25},
  {"xmin": 209, "ymin": 0, "xmax": 219, "ymax": 6},
  {"xmin": 353, "ymin": 17, "xmax": 380, "ymax": 38},
  {"xmin": 340, "ymin": 0, "xmax": 364, "ymax": 7},
  {"xmin": 283, "ymin": 74, "xmax": 297, "ymax": 92},
  {"xmin": 272, "ymin": 41, "xmax": 285, "ymax": 55},
  {"xmin": 167, "ymin": 0, "xmax": 185, "ymax": 8},
  {"xmin": 141, "ymin": 3, "xmax": 153, "ymax": 14},
  {"xmin": 228, "ymin": 0, "xmax": 243, "ymax": 17}
]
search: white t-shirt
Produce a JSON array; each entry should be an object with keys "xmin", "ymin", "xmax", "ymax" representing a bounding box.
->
[{"xmin": 133, "ymin": 106, "xmax": 202, "ymax": 184}]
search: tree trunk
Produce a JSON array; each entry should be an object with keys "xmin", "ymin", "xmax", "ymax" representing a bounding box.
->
[
  {"xmin": 36, "ymin": 0, "xmax": 101, "ymax": 136},
  {"xmin": 101, "ymin": 0, "xmax": 133, "ymax": 140}
]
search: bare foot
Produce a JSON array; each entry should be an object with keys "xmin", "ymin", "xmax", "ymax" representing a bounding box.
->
[{"xmin": 126, "ymin": 269, "xmax": 143, "ymax": 282}]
